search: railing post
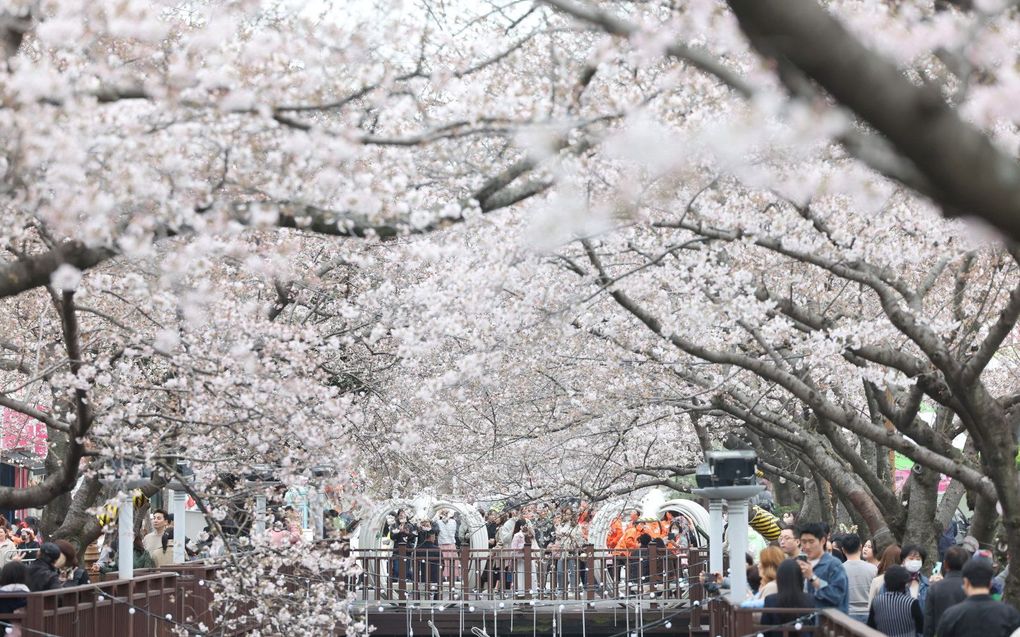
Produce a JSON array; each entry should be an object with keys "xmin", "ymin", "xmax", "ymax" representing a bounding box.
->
[
  {"xmin": 460, "ymin": 546, "xmax": 471, "ymax": 595},
  {"xmin": 649, "ymin": 544, "xmax": 660, "ymax": 608},
  {"xmin": 397, "ymin": 545, "xmax": 407, "ymax": 596},
  {"xmin": 689, "ymin": 548, "xmax": 706, "ymax": 631},
  {"xmin": 585, "ymin": 551, "xmax": 595, "ymax": 600},
  {"xmin": 523, "ymin": 544, "xmax": 532, "ymax": 594}
]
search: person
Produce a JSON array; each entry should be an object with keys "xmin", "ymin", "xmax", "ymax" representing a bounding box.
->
[
  {"xmin": 555, "ymin": 515, "xmax": 583, "ymax": 592},
  {"xmin": 25, "ymin": 542, "xmax": 63, "ymax": 591},
  {"xmin": 935, "ymin": 559, "xmax": 1020, "ymax": 637},
  {"xmin": 433, "ymin": 509, "xmax": 460, "ymax": 583},
  {"xmin": 747, "ymin": 565, "xmax": 762, "ymax": 597},
  {"xmin": 896, "ymin": 544, "xmax": 930, "ymax": 607},
  {"xmin": 16, "ymin": 528, "xmax": 39, "ymax": 561},
  {"xmin": 923, "ymin": 545, "xmax": 967, "ymax": 637},
  {"xmin": 99, "ymin": 534, "xmax": 156, "ymax": 574},
  {"xmin": 416, "ymin": 530, "xmax": 441, "ymax": 587},
  {"xmin": 795, "ymin": 521, "xmax": 849, "ymax": 613},
  {"xmin": 863, "ymin": 538, "xmax": 881, "ymax": 569},
  {"xmin": 761, "ymin": 559, "xmax": 815, "ymax": 635},
  {"xmin": 741, "ymin": 546, "xmax": 785, "ymax": 608},
  {"xmin": 143, "ymin": 509, "xmax": 173, "ymax": 566},
  {"xmin": 868, "ymin": 565, "xmax": 923, "ymax": 636},
  {"xmin": 831, "ymin": 534, "xmax": 848, "ymax": 563},
  {"xmin": 91, "ymin": 527, "xmax": 117, "ymax": 573},
  {"xmin": 778, "ymin": 526, "xmax": 800, "ymax": 559},
  {"xmin": 510, "ymin": 519, "xmax": 528, "ymax": 591},
  {"xmin": 53, "ymin": 540, "xmax": 89, "ymax": 587},
  {"xmin": 870, "ymin": 544, "xmax": 903, "ymax": 601},
  {"xmin": 0, "ymin": 527, "xmax": 19, "ymax": 567},
  {"xmin": 0, "ymin": 560, "xmax": 30, "ymax": 615},
  {"xmin": 841, "ymin": 533, "xmax": 877, "ymax": 622}
]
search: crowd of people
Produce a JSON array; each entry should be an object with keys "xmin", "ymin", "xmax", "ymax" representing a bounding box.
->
[
  {"xmin": 738, "ymin": 518, "xmax": 1020, "ymax": 637},
  {"xmin": 377, "ymin": 502, "xmax": 602, "ymax": 591},
  {"xmin": 372, "ymin": 501, "xmax": 712, "ymax": 596}
]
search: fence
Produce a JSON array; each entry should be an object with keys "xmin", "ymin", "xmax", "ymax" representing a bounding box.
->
[
  {"xmin": 0, "ymin": 571, "xmax": 178, "ymax": 637},
  {"xmin": 707, "ymin": 596, "xmax": 887, "ymax": 637},
  {"xmin": 347, "ymin": 546, "xmax": 709, "ymax": 604},
  {"xmin": 0, "ymin": 547, "xmax": 714, "ymax": 636}
]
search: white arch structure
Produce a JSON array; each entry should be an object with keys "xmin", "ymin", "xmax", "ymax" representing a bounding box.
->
[
  {"xmin": 356, "ymin": 494, "xmax": 489, "ymax": 552},
  {"xmin": 588, "ymin": 488, "xmax": 711, "ymax": 549}
]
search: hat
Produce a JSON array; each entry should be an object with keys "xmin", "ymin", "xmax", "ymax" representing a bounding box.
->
[
  {"xmin": 38, "ymin": 542, "xmax": 61, "ymax": 563},
  {"xmin": 961, "ymin": 536, "xmax": 979, "ymax": 554}
]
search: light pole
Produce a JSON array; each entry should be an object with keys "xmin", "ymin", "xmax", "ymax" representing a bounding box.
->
[{"xmin": 692, "ymin": 450, "xmax": 764, "ymax": 603}]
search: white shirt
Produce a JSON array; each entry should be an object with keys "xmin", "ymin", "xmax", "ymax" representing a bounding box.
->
[{"xmin": 434, "ymin": 518, "xmax": 458, "ymax": 545}]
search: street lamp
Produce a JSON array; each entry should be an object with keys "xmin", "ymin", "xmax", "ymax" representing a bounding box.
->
[{"xmin": 692, "ymin": 450, "xmax": 764, "ymax": 603}]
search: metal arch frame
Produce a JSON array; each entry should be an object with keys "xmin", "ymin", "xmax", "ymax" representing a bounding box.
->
[
  {"xmin": 588, "ymin": 492, "xmax": 711, "ymax": 549},
  {"xmin": 357, "ymin": 496, "xmax": 490, "ymax": 552}
]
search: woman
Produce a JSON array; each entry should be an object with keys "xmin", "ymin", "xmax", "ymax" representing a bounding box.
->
[
  {"xmin": 0, "ymin": 528, "xmax": 18, "ymax": 567},
  {"xmin": 869, "ymin": 544, "xmax": 902, "ymax": 601},
  {"xmin": 863, "ymin": 538, "xmax": 880, "ymax": 569},
  {"xmin": 510, "ymin": 519, "xmax": 527, "ymax": 592},
  {"xmin": 898, "ymin": 544, "xmax": 930, "ymax": 607},
  {"xmin": 867, "ymin": 565, "xmax": 923, "ymax": 637},
  {"xmin": 384, "ymin": 509, "xmax": 415, "ymax": 582},
  {"xmin": 555, "ymin": 516, "xmax": 583, "ymax": 592},
  {"xmin": 761, "ymin": 560, "xmax": 815, "ymax": 635},
  {"xmin": 742, "ymin": 546, "xmax": 785, "ymax": 608},
  {"xmin": 16, "ymin": 529, "xmax": 39, "ymax": 561},
  {"xmin": 53, "ymin": 540, "xmax": 90, "ymax": 587}
]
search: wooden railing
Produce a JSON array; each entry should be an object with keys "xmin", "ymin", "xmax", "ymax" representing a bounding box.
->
[
  {"xmin": 0, "ymin": 548, "xmax": 714, "ymax": 636},
  {"xmin": 708, "ymin": 596, "xmax": 887, "ymax": 637},
  {"xmin": 0, "ymin": 571, "xmax": 178, "ymax": 637}
]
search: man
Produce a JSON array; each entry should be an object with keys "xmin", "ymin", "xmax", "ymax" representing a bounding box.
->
[
  {"xmin": 796, "ymin": 521, "xmax": 849, "ymax": 613},
  {"xmin": 26, "ymin": 542, "xmax": 63, "ymax": 591},
  {"xmin": 143, "ymin": 509, "xmax": 174, "ymax": 567},
  {"xmin": 924, "ymin": 546, "xmax": 968, "ymax": 637},
  {"xmin": 778, "ymin": 525, "xmax": 800, "ymax": 559},
  {"xmin": 416, "ymin": 530, "xmax": 441, "ymax": 587},
  {"xmin": 936, "ymin": 559, "xmax": 1020, "ymax": 637},
  {"xmin": 840, "ymin": 533, "xmax": 877, "ymax": 622}
]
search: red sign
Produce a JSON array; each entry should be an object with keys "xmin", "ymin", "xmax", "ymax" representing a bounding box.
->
[{"xmin": 1, "ymin": 407, "xmax": 49, "ymax": 457}]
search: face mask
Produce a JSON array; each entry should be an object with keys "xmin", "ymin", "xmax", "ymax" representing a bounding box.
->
[{"xmin": 905, "ymin": 559, "xmax": 923, "ymax": 573}]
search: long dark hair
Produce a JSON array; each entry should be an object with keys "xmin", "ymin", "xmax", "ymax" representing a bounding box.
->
[
  {"xmin": 0, "ymin": 560, "xmax": 26, "ymax": 586},
  {"xmin": 774, "ymin": 560, "xmax": 813, "ymax": 608},
  {"xmin": 513, "ymin": 520, "xmax": 525, "ymax": 535}
]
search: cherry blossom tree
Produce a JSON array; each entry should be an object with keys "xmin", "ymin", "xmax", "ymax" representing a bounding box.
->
[{"xmin": 2, "ymin": 0, "xmax": 1020, "ymax": 624}]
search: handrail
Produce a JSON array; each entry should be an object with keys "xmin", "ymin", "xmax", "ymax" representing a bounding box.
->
[{"xmin": 709, "ymin": 594, "xmax": 888, "ymax": 637}]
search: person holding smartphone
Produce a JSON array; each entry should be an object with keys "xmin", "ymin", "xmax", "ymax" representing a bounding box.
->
[{"xmin": 795, "ymin": 522, "xmax": 849, "ymax": 613}]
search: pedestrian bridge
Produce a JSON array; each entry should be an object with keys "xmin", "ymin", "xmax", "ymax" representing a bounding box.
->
[{"xmin": 0, "ymin": 548, "xmax": 885, "ymax": 637}]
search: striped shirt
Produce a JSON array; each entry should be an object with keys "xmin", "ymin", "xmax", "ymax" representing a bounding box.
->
[{"xmin": 869, "ymin": 591, "xmax": 921, "ymax": 637}]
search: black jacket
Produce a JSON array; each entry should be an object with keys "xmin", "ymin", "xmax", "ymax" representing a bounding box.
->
[
  {"xmin": 26, "ymin": 559, "xmax": 62, "ymax": 592},
  {"xmin": 924, "ymin": 571, "xmax": 966, "ymax": 637},
  {"xmin": 935, "ymin": 594, "xmax": 1020, "ymax": 637}
]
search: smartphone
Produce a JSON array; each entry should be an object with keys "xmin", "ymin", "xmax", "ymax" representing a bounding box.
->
[
  {"xmin": 933, "ymin": 562, "xmax": 942, "ymax": 576},
  {"xmin": 797, "ymin": 554, "xmax": 809, "ymax": 562}
]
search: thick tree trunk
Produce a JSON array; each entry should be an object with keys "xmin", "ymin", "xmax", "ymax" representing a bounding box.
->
[
  {"xmin": 902, "ymin": 465, "xmax": 940, "ymax": 569},
  {"xmin": 970, "ymin": 493, "xmax": 1000, "ymax": 547},
  {"xmin": 51, "ymin": 476, "xmax": 106, "ymax": 553},
  {"xmin": 800, "ymin": 478, "xmax": 824, "ymax": 524}
]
